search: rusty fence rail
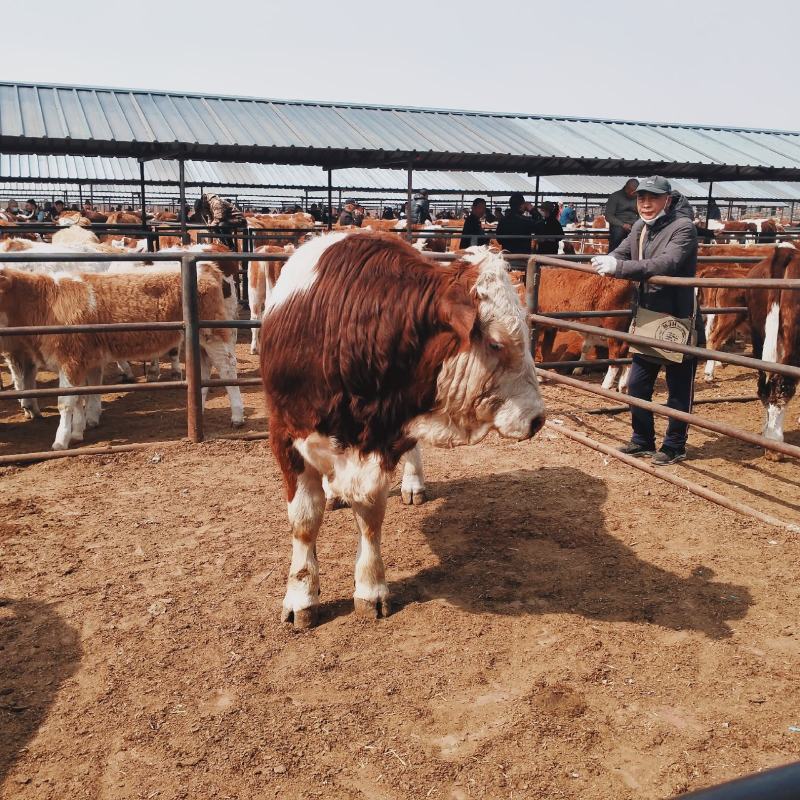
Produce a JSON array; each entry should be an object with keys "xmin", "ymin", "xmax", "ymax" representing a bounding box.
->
[{"xmin": 1, "ymin": 246, "xmax": 799, "ymax": 489}]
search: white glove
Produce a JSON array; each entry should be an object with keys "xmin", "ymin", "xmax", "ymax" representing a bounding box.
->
[{"xmin": 591, "ymin": 255, "xmax": 618, "ymax": 276}]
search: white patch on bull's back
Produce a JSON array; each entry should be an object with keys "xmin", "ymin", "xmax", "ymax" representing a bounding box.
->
[
  {"xmin": 762, "ymin": 302, "xmax": 781, "ymax": 363},
  {"xmin": 52, "ymin": 271, "xmax": 83, "ymax": 284},
  {"xmin": 266, "ymin": 231, "xmax": 347, "ymax": 311}
]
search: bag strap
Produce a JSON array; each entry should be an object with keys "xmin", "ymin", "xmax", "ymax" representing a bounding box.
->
[{"xmin": 638, "ymin": 224, "xmax": 647, "ymax": 260}]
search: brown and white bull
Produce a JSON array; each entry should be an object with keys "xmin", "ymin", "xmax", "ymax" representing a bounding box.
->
[
  {"xmin": 260, "ymin": 231, "xmax": 546, "ymax": 628},
  {"xmin": 0, "ymin": 264, "xmax": 244, "ymax": 449},
  {"xmin": 747, "ymin": 245, "xmax": 800, "ymax": 459}
]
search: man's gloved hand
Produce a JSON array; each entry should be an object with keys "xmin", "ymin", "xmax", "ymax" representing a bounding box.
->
[{"xmin": 591, "ymin": 255, "xmax": 618, "ymax": 276}]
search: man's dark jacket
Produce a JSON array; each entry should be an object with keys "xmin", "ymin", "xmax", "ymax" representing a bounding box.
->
[
  {"xmin": 496, "ymin": 212, "xmax": 537, "ymax": 254},
  {"xmin": 459, "ymin": 214, "xmax": 488, "ymax": 248},
  {"xmin": 610, "ymin": 192, "xmax": 704, "ymax": 344}
]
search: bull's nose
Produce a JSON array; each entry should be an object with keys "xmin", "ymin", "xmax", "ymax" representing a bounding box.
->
[{"xmin": 529, "ymin": 413, "xmax": 547, "ymax": 438}]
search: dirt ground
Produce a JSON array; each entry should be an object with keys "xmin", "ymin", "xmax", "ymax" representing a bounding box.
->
[{"xmin": 2, "ymin": 337, "xmax": 800, "ymax": 799}]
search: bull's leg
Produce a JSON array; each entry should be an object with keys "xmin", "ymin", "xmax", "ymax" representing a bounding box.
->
[
  {"xmin": 201, "ymin": 338, "xmax": 244, "ymax": 427},
  {"xmin": 351, "ymin": 492, "xmax": 391, "ymax": 619},
  {"xmin": 21, "ymin": 358, "xmax": 42, "ymax": 419},
  {"xmin": 617, "ymin": 365, "xmax": 631, "ymax": 394},
  {"xmin": 572, "ymin": 337, "xmax": 595, "ymax": 376},
  {"xmin": 84, "ymin": 366, "xmax": 103, "ymax": 429},
  {"xmin": 168, "ymin": 348, "xmax": 182, "ymax": 380},
  {"xmin": 117, "ymin": 360, "xmax": 136, "ymax": 384},
  {"xmin": 53, "ymin": 370, "xmax": 84, "ymax": 450},
  {"xmin": 400, "ymin": 444, "xmax": 426, "ymax": 505},
  {"xmin": 249, "ymin": 263, "xmax": 265, "ymax": 355},
  {"xmin": 282, "ymin": 465, "xmax": 325, "ymax": 629},
  {"xmin": 145, "ymin": 358, "xmax": 161, "ymax": 382},
  {"xmin": 199, "ymin": 351, "xmax": 210, "ymax": 409},
  {"xmin": 7, "ymin": 356, "xmax": 41, "ymax": 419}
]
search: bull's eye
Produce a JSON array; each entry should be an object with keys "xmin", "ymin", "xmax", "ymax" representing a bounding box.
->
[{"xmin": 489, "ymin": 340, "xmax": 504, "ymax": 352}]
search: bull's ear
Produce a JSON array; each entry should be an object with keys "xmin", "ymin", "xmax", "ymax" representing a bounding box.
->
[{"xmin": 440, "ymin": 276, "xmax": 477, "ymax": 342}]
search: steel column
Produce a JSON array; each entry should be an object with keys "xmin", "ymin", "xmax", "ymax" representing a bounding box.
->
[
  {"xmin": 704, "ymin": 181, "xmax": 714, "ymax": 226},
  {"xmin": 533, "ymin": 175, "xmax": 540, "ymax": 210},
  {"xmin": 327, "ymin": 168, "xmax": 333, "ymax": 231},
  {"xmin": 525, "ymin": 259, "xmax": 541, "ymax": 356},
  {"xmin": 139, "ymin": 160, "xmax": 152, "ymax": 252},
  {"xmin": 181, "ymin": 255, "xmax": 203, "ymax": 443},
  {"xmin": 407, "ymin": 159, "xmax": 414, "ymax": 241},
  {"xmin": 178, "ymin": 159, "xmax": 188, "ymax": 244}
]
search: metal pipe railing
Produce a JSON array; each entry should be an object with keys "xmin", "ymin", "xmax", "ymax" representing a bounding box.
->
[{"xmin": 530, "ymin": 314, "xmax": 800, "ymax": 381}]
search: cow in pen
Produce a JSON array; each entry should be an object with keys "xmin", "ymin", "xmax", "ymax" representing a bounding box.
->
[{"xmin": 260, "ymin": 231, "xmax": 546, "ymax": 629}]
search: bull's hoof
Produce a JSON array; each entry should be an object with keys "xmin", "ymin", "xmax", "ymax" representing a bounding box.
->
[
  {"xmin": 51, "ymin": 441, "xmax": 68, "ymax": 451},
  {"xmin": 250, "ymin": 346, "xmax": 259, "ymax": 356},
  {"xmin": 354, "ymin": 597, "xmax": 391, "ymax": 619},
  {"xmin": 281, "ymin": 605, "xmax": 318, "ymax": 630},
  {"xmin": 22, "ymin": 408, "xmax": 39, "ymax": 420},
  {"xmin": 764, "ymin": 449, "xmax": 784, "ymax": 463},
  {"xmin": 401, "ymin": 489, "xmax": 427, "ymax": 506},
  {"xmin": 325, "ymin": 497, "xmax": 349, "ymax": 511},
  {"xmin": 231, "ymin": 418, "xmax": 245, "ymax": 428}
]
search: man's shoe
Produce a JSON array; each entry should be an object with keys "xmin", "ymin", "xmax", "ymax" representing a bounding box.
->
[
  {"xmin": 652, "ymin": 447, "xmax": 687, "ymax": 466},
  {"xmin": 619, "ymin": 442, "xmax": 656, "ymax": 457}
]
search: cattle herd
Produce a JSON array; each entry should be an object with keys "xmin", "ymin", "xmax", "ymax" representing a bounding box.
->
[{"xmin": 0, "ymin": 211, "xmax": 797, "ymax": 483}]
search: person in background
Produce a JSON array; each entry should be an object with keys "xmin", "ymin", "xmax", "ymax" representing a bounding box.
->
[
  {"xmin": 559, "ymin": 202, "xmax": 577, "ymax": 226},
  {"xmin": 495, "ymin": 192, "xmax": 538, "ymax": 255},
  {"xmin": 412, "ymin": 189, "xmax": 432, "ymax": 224},
  {"xmin": 19, "ymin": 199, "xmax": 42, "ymax": 221},
  {"xmin": 338, "ymin": 199, "xmax": 356, "ymax": 226},
  {"xmin": 534, "ymin": 201, "xmax": 564, "ymax": 255},
  {"xmin": 4, "ymin": 199, "xmax": 24, "ymax": 220},
  {"xmin": 591, "ymin": 176, "xmax": 701, "ymax": 466},
  {"xmin": 195, "ymin": 191, "xmax": 246, "ymax": 249},
  {"xmin": 52, "ymin": 200, "xmax": 65, "ymax": 220},
  {"xmin": 353, "ymin": 205, "xmax": 366, "ymax": 227},
  {"xmin": 707, "ymin": 197, "xmax": 722, "ymax": 221},
  {"xmin": 605, "ymin": 178, "xmax": 640, "ymax": 251},
  {"xmin": 459, "ymin": 197, "xmax": 489, "ymax": 248},
  {"xmin": 483, "ymin": 205, "xmax": 496, "ymax": 224},
  {"xmin": 494, "ymin": 205, "xmax": 504, "ymax": 222},
  {"xmin": 309, "ymin": 203, "xmax": 321, "ymax": 222},
  {"xmin": 381, "ymin": 206, "xmax": 395, "ymax": 220}
]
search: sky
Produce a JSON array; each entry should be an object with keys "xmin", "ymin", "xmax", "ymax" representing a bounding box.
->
[{"xmin": 4, "ymin": 0, "xmax": 800, "ymax": 131}]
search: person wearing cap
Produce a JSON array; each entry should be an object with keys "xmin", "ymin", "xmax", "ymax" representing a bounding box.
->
[
  {"xmin": 459, "ymin": 197, "xmax": 489, "ymax": 248},
  {"xmin": 412, "ymin": 189, "xmax": 432, "ymax": 225},
  {"xmin": 195, "ymin": 192, "xmax": 246, "ymax": 250},
  {"xmin": 604, "ymin": 179, "xmax": 640, "ymax": 251},
  {"xmin": 495, "ymin": 193, "xmax": 540, "ymax": 255},
  {"xmin": 338, "ymin": 200, "xmax": 357, "ymax": 226},
  {"xmin": 591, "ymin": 176, "xmax": 703, "ymax": 466}
]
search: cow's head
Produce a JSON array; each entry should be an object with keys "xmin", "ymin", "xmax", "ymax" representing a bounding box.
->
[{"xmin": 412, "ymin": 247, "xmax": 546, "ymax": 446}]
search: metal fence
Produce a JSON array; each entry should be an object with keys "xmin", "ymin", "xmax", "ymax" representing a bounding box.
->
[{"xmin": 1, "ymin": 236, "xmax": 798, "ymax": 529}]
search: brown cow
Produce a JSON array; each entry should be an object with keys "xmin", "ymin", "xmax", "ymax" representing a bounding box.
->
[
  {"xmin": 248, "ymin": 244, "xmax": 294, "ymax": 354},
  {"xmin": 746, "ymin": 245, "xmax": 800, "ymax": 459},
  {"xmin": 537, "ymin": 268, "xmax": 633, "ymax": 390},
  {"xmin": 0, "ymin": 264, "xmax": 244, "ymax": 449},
  {"xmin": 247, "ymin": 212, "xmax": 316, "ymax": 248},
  {"xmin": 260, "ymin": 232, "xmax": 546, "ymax": 627}
]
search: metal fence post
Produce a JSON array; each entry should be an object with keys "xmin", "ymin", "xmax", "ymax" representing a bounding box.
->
[
  {"xmin": 181, "ymin": 255, "xmax": 204, "ymax": 443},
  {"xmin": 526, "ymin": 257, "xmax": 541, "ymax": 357}
]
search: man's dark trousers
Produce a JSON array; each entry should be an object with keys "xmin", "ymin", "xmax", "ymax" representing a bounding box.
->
[{"xmin": 628, "ymin": 355, "xmax": 697, "ymax": 451}]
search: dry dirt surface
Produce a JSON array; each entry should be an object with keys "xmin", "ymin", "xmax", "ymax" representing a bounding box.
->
[{"xmin": 2, "ymin": 343, "xmax": 800, "ymax": 799}]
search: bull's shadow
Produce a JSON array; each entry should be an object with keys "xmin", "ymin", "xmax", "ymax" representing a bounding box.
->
[
  {"xmin": 389, "ymin": 467, "xmax": 751, "ymax": 639},
  {"xmin": 0, "ymin": 598, "xmax": 81, "ymax": 782}
]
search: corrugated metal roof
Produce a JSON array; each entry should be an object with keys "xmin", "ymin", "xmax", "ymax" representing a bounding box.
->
[
  {"xmin": 4, "ymin": 154, "xmax": 800, "ymax": 200},
  {"xmin": 2, "ymin": 81, "xmax": 800, "ymax": 180}
]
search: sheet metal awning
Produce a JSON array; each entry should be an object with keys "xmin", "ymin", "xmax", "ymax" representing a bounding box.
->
[
  {"xmin": 3, "ymin": 154, "xmax": 800, "ymax": 202},
  {"xmin": 2, "ymin": 81, "xmax": 800, "ymax": 180}
]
